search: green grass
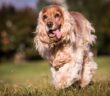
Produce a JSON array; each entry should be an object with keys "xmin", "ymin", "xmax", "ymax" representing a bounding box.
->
[
  {"xmin": 0, "ymin": 56, "xmax": 110, "ymax": 96},
  {"xmin": 95, "ymin": 56, "xmax": 110, "ymax": 80},
  {"xmin": 0, "ymin": 60, "xmax": 50, "ymax": 84}
]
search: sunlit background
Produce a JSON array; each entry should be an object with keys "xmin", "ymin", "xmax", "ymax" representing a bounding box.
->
[{"xmin": 0, "ymin": 0, "xmax": 110, "ymax": 94}]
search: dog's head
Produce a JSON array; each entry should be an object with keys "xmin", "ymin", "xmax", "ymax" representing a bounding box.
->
[
  {"xmin": 35, "ymin": 5, "xmax": 95, "ymax": 49},
  {"xmin": 36, "ymin": 5, "xmax": 74, "ymax": 44},
  {"xmin": 42, "ymin": 5, "xmax": 64, "ymax": 39}
]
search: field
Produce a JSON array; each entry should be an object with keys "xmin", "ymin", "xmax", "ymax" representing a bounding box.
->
[{"xmin": 0, "ymin": 56, "xmax": 110, "ymax": 96}]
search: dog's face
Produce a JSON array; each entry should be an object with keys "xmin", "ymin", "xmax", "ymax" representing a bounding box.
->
[
  {"xmin": 37, "ymin": 5, "xmax": 92, "ymax": 45},
  {"xmin": 42, "ymin": 5, "xmax": 64, "ymax": 39}
]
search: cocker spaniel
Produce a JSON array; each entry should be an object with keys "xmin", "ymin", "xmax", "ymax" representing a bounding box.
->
[{"xmin": 34, "ymin": 5, "xmax": 97, "ymax": 89}]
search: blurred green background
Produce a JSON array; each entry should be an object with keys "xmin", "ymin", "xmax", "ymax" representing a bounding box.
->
[{"xmin": 0, "ymin": 0, "xmax": 110, "ymax": 84}]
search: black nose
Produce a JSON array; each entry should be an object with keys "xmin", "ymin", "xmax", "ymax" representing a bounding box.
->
[{"xmin": 47, "ymin": 22, "xmax": 53, "ymax": 28}]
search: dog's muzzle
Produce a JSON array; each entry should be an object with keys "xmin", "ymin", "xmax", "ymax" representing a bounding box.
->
[{"xmin": 47, "ymin": 22, "xmax": 53, "ymax": 28}]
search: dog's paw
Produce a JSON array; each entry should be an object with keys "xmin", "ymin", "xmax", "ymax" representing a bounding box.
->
[{"xmin": 54, "ymin": 73, "xmax": 69, "ymax": 89}]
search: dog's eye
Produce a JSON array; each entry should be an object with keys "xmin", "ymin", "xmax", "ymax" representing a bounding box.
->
[
  {"xmin": 54, "ymin": 13, "xmax": 60, "ymax": 18},
  {"xmin": 43, "ymin": 15, "xmax": 48, "ymax": 20}
]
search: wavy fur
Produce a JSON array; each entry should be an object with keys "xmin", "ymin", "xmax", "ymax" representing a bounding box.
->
[{"xmin": 34, "ymin": 5, "xmax": 97, "ymax": 89}]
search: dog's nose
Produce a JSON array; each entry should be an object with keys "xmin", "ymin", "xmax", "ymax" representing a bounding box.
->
[{"xmin": 47, "ymin": 22, "xmax": 53, "ymax": 28}]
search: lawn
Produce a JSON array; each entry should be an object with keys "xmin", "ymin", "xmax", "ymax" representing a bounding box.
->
[{"xmin": 0, "ymin": 56, "xmax": 110, "ymax": 96}]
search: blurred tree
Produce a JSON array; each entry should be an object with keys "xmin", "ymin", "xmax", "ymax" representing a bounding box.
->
[
  {"xmin": 0, "ymin": 5, "xmax": 36, "ymax": 61},
  {"xmin": 0, "ymin": 0, "xmax": 110, "ymax": 62},
  {"xmin": 97, "ymin": 1, "xmax": 110, "ymax": 55},
  {"xmin": 36, "ymin": 0, "xmax": 49, "ymax": 13}
]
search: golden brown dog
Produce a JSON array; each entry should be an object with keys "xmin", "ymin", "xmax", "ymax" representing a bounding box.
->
[{"xmin": 34, "ymin": 5, "xmax": 97, "ymax": 89}]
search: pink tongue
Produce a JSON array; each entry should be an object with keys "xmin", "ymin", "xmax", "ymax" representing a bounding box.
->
[{"xmin": 53, "ymin": 29, "xmax": 61, "ymax": 39}]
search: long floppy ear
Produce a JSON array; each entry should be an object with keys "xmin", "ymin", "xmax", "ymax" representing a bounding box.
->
[
  {"xmin": 60, "ymin": 7, "xmax": 76, "ymax": 44},
  {"xmin": 34, "ymin": 11, "xmax": 50, "ymax": 59},
  {"xmin": 70, "ymin": 12, "xmax": 96, "ymax": 47}
]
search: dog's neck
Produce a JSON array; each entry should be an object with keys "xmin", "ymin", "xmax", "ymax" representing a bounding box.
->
[{"xmin": 49, "ymin": 38, "xmax": 70, "ymax": 48}]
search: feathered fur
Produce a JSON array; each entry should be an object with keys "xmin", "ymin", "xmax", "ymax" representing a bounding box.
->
[{"xmin": 34, "ymin": 5, "xmax": 97, "ymax": 89}]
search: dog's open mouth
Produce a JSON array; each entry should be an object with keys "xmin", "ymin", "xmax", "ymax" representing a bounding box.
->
[{"xmin": 48, "ymin": 27, "xmax": 61, "ymax": 39}]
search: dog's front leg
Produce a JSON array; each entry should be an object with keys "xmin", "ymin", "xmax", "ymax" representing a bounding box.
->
[
  {"xmin": 50, "ymin": 48, "xmax": 85, "ymax": 89},
  {"xmin": 50, "ymin": 62, "xmax": 83, "ymax": 89}
]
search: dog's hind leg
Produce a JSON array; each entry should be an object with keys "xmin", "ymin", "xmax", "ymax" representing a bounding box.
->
[{"xmin": 79, "ymin": 52, "xmax": 97, "ymax": 88}]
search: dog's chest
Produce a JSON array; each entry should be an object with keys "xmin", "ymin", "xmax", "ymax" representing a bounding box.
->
[{"xmin": 49, "ymin": 45, "xmax": 73, "ymax": 68}]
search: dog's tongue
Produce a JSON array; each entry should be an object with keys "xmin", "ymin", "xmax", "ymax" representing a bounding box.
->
[{"xmin": 53, "ymin": 29, "xmax": 61, "ymax": 39}]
